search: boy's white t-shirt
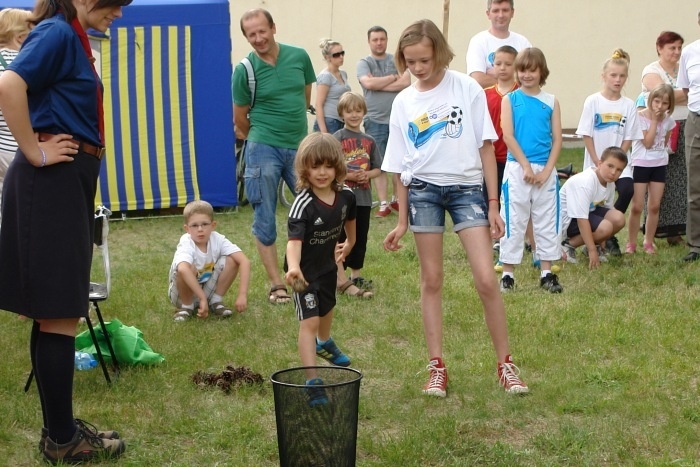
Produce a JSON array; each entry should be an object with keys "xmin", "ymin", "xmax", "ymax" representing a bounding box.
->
[
  {"xmin": 170, "ymin": 231, "xmax": 241, "ymax": 283},
  {"xmin": 575, "ymin": 92, "xmax": 643, "ymax": 178},
  {"xmin": 560, "ymin": 167, "xmax": 615, "ymax": 234},
  {"xmin": 629, "ymin": 113, "xmax": 676, "ymax": 167},
  {"xmin": 382, "ymin": 69, "xmax": 497, "ymax": 186}
]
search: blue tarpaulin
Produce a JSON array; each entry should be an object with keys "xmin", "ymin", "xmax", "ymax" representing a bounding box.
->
[{"xmin": 2, "ymin": 0, "xmax": 237, "ymax": 210}]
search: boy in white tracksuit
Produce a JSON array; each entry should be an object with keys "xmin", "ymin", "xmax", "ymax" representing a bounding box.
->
[{"xmin": 498, "ymin": 47, "xmax": 563, "ymax": 293}]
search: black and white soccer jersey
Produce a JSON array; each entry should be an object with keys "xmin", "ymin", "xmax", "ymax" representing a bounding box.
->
[{"xmin": 287, "ymin": 186, "xmax": 357, "ymax": 282}]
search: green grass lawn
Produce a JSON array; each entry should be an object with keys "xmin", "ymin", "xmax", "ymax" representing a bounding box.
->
[{"xmin": 2, "ymin": 148, "xmax": 700, "ymax": 465}]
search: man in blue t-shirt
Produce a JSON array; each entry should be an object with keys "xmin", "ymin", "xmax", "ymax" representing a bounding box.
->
[{"xmin": 232, "ymin": 8, "xmax": 315, "ymax": 304}]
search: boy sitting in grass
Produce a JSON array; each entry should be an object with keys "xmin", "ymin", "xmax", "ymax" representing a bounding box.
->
[
  {"xmin": 169, "ymin": 200, "xmax": 251, "ymax": 321},
  {"xmin": 560, "ymin": 146, "xmax": 628, "ymax": 269}
]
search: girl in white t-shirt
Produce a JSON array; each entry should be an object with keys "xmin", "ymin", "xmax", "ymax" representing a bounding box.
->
[
  {"xmin": 626, "ymin": 84, "xmax": 676, "ymax": 254},
  {"xmin": 382, "ymin": 19, "xmax": 527, "ymax": 398},
  {"xmin": 575, "ymin": 49, "xmax": 643, "ymax": 255}
]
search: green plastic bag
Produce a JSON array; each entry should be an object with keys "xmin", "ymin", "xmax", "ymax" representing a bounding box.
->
[{"xmin": 75, "ymin": 318, "xmax": 165, "ymax": 365}]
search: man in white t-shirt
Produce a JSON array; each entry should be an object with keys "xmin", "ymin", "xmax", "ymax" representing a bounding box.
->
[
  {"xmin": 677, "ymin": 10, "xmax": 700, "ymax": 262},
  {"xmin": 466, "ymin": 0, "xmax": 531, "ymax": 89}
]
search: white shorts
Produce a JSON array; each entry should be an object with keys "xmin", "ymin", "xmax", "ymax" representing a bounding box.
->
[
  {"xmin": 168, "ymin": 256, "xmax": 226, "ymax": 306},
  {"xmin": 499, "ymin": 161, "xmax": 560, "ymax": 264}
]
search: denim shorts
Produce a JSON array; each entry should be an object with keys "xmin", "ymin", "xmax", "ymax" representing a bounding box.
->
[{"xmin": 408, "ymin": 179, "xmax": 489, "ymax": 233}]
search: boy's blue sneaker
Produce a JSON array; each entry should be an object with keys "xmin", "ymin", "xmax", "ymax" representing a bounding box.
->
[
  {"xmin": 305, "ymin": 378, "xmax": 328, "ymax": 407},
  {"xmin": 316, "ymin": 337, "xmax": 351, "ymax": 367}
]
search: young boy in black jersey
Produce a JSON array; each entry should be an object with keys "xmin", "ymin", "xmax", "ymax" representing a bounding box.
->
[{"xmin": 285, "ymin": 132, "xmax": 357, "ymax": 405}]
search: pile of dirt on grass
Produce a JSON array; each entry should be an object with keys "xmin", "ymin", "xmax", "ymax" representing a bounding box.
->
[{"xmin": 192, "ymin": 364, "xmax": 264, "ymax": 393}]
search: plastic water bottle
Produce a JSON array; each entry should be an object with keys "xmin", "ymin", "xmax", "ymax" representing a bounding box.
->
[{"xmin": 74, "ymin": 351, "xmax": 97, "ymax": 371}]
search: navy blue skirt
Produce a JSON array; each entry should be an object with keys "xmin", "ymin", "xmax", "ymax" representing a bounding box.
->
[{"xmin": 0, "ymin": 149, "xmax": 101, "ymax": 319}]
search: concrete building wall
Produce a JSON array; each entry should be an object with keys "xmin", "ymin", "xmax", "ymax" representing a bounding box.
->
[{"xmin": 230, "ymin": 1, "xmax": 698, "ymax": 129}]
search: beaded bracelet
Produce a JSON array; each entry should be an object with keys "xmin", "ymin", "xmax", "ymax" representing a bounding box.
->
[{"xmin": 40, "ymin": 148, "xmax": 46, "ymax": 167}]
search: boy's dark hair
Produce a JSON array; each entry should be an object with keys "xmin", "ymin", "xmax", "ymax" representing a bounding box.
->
[
  {"xmin": 183, "ymin": 200, "xmax": 215, "ymax": 223},
  {"xmin": 515, "ymin": 47, "xmax": 550, "ymax": 86},
  {"xmin": 495, "ymin": 45, "xmax": 518, "ymax": 58},
  {"xmin": 295, "ymin": 133, "xmax": 347, "ymax": 192},
  {"xmin": 367, "ymin": 25, "xmax": 387, "ymax": 39},
  {"xmin": 337, "ymin": 91, "xmax": 367, "ymax": 117},
  {"xmin": 600, "ymin": 146, "xmax": 628, "ymax": 167}
]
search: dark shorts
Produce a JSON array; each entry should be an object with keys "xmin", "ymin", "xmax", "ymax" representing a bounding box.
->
[
  {"xmin": 633, "ymin": 165, "xmax": 667, "ymax": 184},
  {"xmin": 567, "ymin": 206, "xmax": 610, "ymax": 238},
  {"xmin": 293, "ymin": 270, "xmax": 337, "ymax": 321}
]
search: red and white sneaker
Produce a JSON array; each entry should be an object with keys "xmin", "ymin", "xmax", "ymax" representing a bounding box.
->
[
  {"xmin": 422, "ymin": 358, "xmax": 448, "ymax": 397},
  {"xmin": 375, "ymin": 203, "xmax": 391, "ymax": 218},
  {"xmin": 389, "ymin": 199, "xmax": 400, "ymax": 212},
  {"xmin": 498, "ymin": 355, "xmax": 528, "ymax": 394}
]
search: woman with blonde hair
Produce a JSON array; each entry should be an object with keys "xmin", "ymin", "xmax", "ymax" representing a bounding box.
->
[
  {"xmin": 0, "ymin": 8, "xmax": 31, "ymax": 227},
  {"xmin": 313, "ymin": 38, "xmax": 351, "ymax": 134}
]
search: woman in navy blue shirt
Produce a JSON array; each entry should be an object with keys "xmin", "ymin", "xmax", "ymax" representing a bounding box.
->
[{"xmin": 0, "ymin": 0, "xmax": 130, "ymax": 463}]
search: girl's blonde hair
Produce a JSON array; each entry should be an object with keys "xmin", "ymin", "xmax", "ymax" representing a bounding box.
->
[
  {"xmin": 319, "ymin": 38, "xmax": 342, "ymax": 60},
  {"xmin": 0, "ymin": 8, "xmax": 31, "ymax": 47},
  {"xmin": 294, "ymin": 133, "xmax": 347, "ymax": 192},
  {"xmin": 603, "ymin": 48, "xmax": 630, "ymax": 72},
  {"xmin": 647, "ymin": 83, "xmax": 676, "ymax": 116},
  {"xmin": 514, "ymin": 47, "xmax": 550, "ymax": 86},
  {"xmin": 395, "ymin": 19, "xmax": 454, "ymax": 74}
]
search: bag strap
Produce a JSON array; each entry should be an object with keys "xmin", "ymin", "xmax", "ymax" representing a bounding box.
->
[{"xmin": 241, "ymin": 57, "xmax": 256, "ymax": 109}]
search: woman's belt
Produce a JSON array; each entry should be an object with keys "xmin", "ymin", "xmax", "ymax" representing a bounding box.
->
[{"xmin": 37, "ymin": 133, "xmax": 105, "ymax": 160}]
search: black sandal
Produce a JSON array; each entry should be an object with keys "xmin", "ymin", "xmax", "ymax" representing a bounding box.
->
[
  {"xmin": 268, "ymin": 285, "xmax": 291, "ymax": 304},
  {"xmin": 337, "ymin": 280, "xmax": 373, "ymax": 299}
]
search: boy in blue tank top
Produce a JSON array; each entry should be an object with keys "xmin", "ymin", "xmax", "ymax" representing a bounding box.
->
[{"xmin": 498, "ymin": 47, "xmax": 564, "ymax": 293}]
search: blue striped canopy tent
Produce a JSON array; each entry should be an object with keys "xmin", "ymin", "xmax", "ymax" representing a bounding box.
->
[{"xmin": 3, "ymin": 0, "xmax": 237, "ymax": 210}]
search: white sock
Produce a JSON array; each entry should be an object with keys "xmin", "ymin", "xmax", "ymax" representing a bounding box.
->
[
  {"xmin": 211, "ymin": 293, "xmax": 223, "ymax": 304},
  {"xmin": 540, "ymin": 270, "xmax": 551, "ymax": 278},
  {"xmin": 181, "ymin": 303, "xmax": 194, "ymax": 310},
  {"xmin": 502, "ymin": 272, "xmax": 514, "ymax": 279}
]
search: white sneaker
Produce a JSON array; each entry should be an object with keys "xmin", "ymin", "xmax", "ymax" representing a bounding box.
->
[{"xmin": 561, "ymin": 240, "xmax": 578, "ymax": 264}]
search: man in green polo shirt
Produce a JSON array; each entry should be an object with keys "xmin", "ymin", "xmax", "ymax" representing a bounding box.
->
[{"xmin": 233, "ymin": 8, "xmax": 316, "ymax": 304}]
